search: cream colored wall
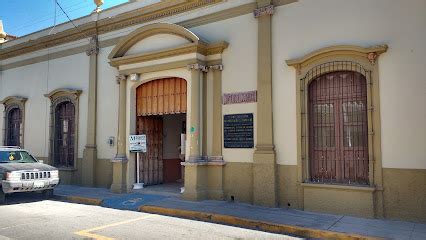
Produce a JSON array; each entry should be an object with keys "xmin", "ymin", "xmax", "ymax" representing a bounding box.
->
[
  {"xmin": 272, "ymin": 0, "xmax": 426, "ymax": 169},
  {"xmin": 124, "ymin": 34, "xmax": 191, "ymax": 56},
  {"xmin": 0, "ymin": 53, "xmax": 89, "ymax": 158},
  {"xmin": 47, "ymin": 53, "xmax": 89, "ymax": 158},
  {"xmin": 0, "ymin": 61, "xmax": 49, "ymax": 157},
  {"xmin": 190, "ymin": 13, "xmax": 258, "ymax": 163},
  {"xmin": 97, "ymin": 46, "xmax": 119, "ymax": 159}
]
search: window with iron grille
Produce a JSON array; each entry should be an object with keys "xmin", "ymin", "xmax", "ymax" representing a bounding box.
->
[
  {"xmin": 1, "ymin": 97, "xmax": 26, "ymax": 148},
  {"xmin": 6, "ymin": 107, "xmax": 22, "ymax": 147},
  {"xmin": 53, "ymin": 101, "xmax": 75, "ymax": 168},
  {"xmin": 45, "ymin": 89, "xmax": 81, "ymax": 169},
  {"xmin": 306, "ymin": 65, "xmax": 369, "ymax": 185}
]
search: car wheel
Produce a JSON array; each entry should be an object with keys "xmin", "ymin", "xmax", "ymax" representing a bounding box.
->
[
  {"xmin": 0, "ymin": 188, "xmax": 5, "ymax": 204},
  {"xmin": 42, "ymin": 189, "xmax": 54, "ymax": 199}
]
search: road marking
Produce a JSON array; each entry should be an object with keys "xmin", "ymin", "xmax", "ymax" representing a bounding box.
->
[{"xmin": 74, "ymin": 215, "xmax": 155, "ymax": 240}]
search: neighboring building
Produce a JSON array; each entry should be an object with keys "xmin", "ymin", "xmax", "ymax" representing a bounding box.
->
[{"xmin": 0, "ymin": 0, "xmax": 425, "ymax": 223}]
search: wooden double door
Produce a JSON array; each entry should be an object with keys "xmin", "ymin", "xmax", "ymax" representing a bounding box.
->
[{"xmin": 136, "ymin": 77, "xmax": 187, "ymax": 185}]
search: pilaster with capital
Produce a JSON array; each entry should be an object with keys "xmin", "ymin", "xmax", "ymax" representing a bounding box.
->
[
  {"xmin": 209, "ymin": 64, "xmax": 224, "ymax": 158},
  {"xmin": 82, "ymin": 35, "xmax": 99, "ymax": 187},
  {"xmin": 252, "ymin": 0, "xmax": 277, "ymax": 207},
  {"xmin": 182, "ymin": 64, "xmax": 207, "ymax": 201},
  {"xmin": 111, "ymin": 74, "xmax": 128, "ymax": 193},
  {"xmin": 186, "ymin": 64, "xmax": 207, "ymax": 161}
]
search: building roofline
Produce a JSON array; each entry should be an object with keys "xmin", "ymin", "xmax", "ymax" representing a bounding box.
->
[{"xmin": 0, "ymin": 0, "xmax": 222, "ymax": 60}]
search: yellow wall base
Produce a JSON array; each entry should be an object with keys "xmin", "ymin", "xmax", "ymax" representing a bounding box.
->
[
  {"xmin": 183, "ymin": 163, "xmax": 225, "ymax": 201},
  {"xmin": 383, "ymin": 168, "xmax": 426, "ymax": 223},
  {"xmin": 223, "ymin": 162, "xmax": 253, "ymax": 203},
  {"xmin": 302, "ymin": 183, "xmax": 375, "ymax": 218}
]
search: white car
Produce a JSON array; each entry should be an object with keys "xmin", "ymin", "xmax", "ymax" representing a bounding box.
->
[{"xmin": 0, "ymin": 146, "xmax": 59, "ymax": 203}]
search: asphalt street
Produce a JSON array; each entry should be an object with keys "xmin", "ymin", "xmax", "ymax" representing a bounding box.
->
[{"xmin": 0, "ymin": 192, "xmax": 301, "ymax": 240}]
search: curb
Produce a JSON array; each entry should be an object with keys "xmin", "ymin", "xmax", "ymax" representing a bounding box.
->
[
  {"xmin": 54, "ymin": 195, "xmax": 103, "ymax": 206},
  {"xmin": 140, "ymin": 205, "xmax": 384, "ymax": 240}
]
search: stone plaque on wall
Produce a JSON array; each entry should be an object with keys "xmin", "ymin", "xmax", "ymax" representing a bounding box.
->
[
  {"xmin": 224, "ymin": 113, "xmax": 254, "ymax": 148},
  {"xmin": 222, "ymin": 91, "xmax": 257, "ymax": 105}
]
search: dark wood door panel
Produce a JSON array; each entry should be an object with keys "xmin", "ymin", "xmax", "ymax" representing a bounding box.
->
[
  {"xmin": 309, "ymin": 71, "xmax": 369, "ymax": 184},
  {"xmin": 137, "ymin": 116, "xmax": 163, "ymax": 185}
]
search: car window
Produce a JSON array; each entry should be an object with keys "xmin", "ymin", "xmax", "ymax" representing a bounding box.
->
[{"xmin": 0, "ymin": 151, "xmax": 37, "ymax": 163}]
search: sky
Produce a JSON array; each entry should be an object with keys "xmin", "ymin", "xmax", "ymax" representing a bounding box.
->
[{"xmin": 0, "ymin": 0, "xmax": 129, "ymax": 37}]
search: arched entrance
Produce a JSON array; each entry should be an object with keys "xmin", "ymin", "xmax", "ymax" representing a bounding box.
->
[{"xmin": 136, "ymin": 77, "xmax": 187, "ymax": 186}]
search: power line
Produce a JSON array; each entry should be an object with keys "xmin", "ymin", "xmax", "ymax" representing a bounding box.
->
[
  {"xmin": 7, "ymin": 2, "xmax": 93, "ymax": 33},
  {"xmin": 55, "ymin": 0, "xmax": 92, "ymax": 41},
  {"xmin": 48, "ymin": 0, "xmax": 58, "ymax": 35},
  {"xmin": 6, "ymin": 0, "xmax": 91, "ymax": 30}
]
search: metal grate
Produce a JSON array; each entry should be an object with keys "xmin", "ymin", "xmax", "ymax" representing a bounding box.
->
[
  {"xmin": 21, "ymin": 171, "xmax": 51, "ymax": 180},
  {"xmin": 304, "ymin": 61, "xmax": 370, "ymax": 185},
  {"xmin": 6, "ymin": 107, "xmax": 22, "ymax": 147},
  {"xmin": 54, "ymin": 101, "xmax": 75, "ymax": 168}
]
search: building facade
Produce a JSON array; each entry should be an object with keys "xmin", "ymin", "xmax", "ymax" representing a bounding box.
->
[{"xmin": 0, "ymin": 0, "xmax": 425, "ymax": 223}]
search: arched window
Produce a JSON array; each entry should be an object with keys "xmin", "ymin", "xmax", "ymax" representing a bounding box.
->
[
  {"xmin": 6, "ymin": 107, "xmax": 22, "ymax": 147},
  {"xmin": 45, "ymin": 89, "xmax": 81, "ymax": 169},
  {"xmin": 54, "ymin": 102, "xmax": 76, "ymax": 168},
  {"xmin": 286, "ymin": 45, "xmax": 387, "ymax": 215},
  {"xmin": 1, "ymin": 96, "xmax": 27, "ymax": 148},
  {"xmin": 308, "ymin": 71, "xmax": 368, "ymax": 184}
]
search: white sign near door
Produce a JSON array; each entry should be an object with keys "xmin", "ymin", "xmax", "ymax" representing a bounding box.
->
[{"xmin": 129, "ymin": 135, "xmax": 147, "ymax": 153}]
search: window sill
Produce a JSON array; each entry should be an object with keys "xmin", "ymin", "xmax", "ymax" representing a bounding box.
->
[{"xmin": 301, "ymin": 182, "xmax": 376, "ymax": 192}]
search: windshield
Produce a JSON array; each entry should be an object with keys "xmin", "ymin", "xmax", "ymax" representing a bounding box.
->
[{"xmin": 0, "ymin": 151, "xmax": 38, "ymax": 163}]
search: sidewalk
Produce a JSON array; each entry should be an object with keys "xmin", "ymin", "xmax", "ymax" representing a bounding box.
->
[{"xmin": 54, "ymin": 185, "xmax": 425, "ymax": 240}]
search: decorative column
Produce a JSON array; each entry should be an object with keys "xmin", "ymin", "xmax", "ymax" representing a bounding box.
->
[
  {"xmin": 210, "ymin": 64, "xmax": 224, "ymax": 158},
  {"xmin": 111, "ymin": 74, "xmax": 128, "ymax": 193},
  {"xmin": 182, "ymin": 63, "xmax": 208, "ymax": 200},
  {"xmin": 207, "ymin": 64, "xmax": 225, "ymax": 200},
  {"xmin": 187, "ymin": 63, "xmax": 208, "ymax": 161},
  {"xmin": 82, "ymin": 35, "xmax": 99, "ymax": 187},
  {"xmin": 253, "ymin": 0, "xmax": 278, "ymax": 207}
]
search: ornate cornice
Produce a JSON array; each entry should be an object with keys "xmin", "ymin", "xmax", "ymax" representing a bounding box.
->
[
  {"xmin": 202, "ymin": 41, "xmax": 229, "ymax": 55},
  {"xmin": 86, "ymin": 35, "xmax": 99, "ymax": 56},
  {"xmin": 209, "ymin": 64, "xmax": 223, "ymax": 71},
  {"xmin": 109, "ymin": 41, "xmax": 228, "ymax": 67},
  {"xmin": 187, "ymin": 63, "xmax": 208, "ymax": 72},
  {"xmin": 367, "ymin": 52, "xmax": 378, "ymax": 65},
  {"xmin": 0, "ymin": 96, "xmax": 27, "ymax": 106},
  {"xmin": 116, "ymin": 74, "xmax": 127, "ymax": 84},
  {"xmin": 286, "ymin": 45, "xmax": 388, "ymax": 68},
  {"xmin": 44, "ymin": 88, "xmax": 82, "ymax": 101},
  {"xmin": 254, "ymin": 4, "xmax": 274, "ymax": 18},
  {"xmin": 0, "ymin": 0, "xmax": 223, "ymax": 61}
]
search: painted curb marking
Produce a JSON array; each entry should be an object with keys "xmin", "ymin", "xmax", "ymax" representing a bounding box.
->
[
  {"xmin": 74, "ymin": 215, "xmax": 154, "ymax": 240},
  {"xmin": 140, "ymin": 205, "xmax": 385, "ymax": 240},
  {"xmin": 56, "ymin": 195, "xmax": 384, "ymax": 240},
  {"xmin": 55, "ymin": 195, "xmax": 103, "ymax": 206}
]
